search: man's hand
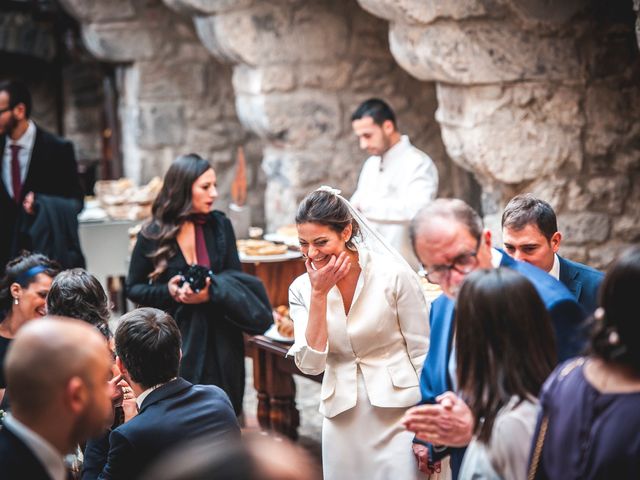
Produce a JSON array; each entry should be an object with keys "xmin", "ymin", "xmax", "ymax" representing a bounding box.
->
[
  {"xmin": 23, "ymin": 191, "xmax": 35, "ymax": 215},
  {"xmin": 412, "ymin": 443, "xmax": 441, "ymax": 475},
  {"xmin": 402, "ymin": 392, "xmax": 474, "ymax": 447}
]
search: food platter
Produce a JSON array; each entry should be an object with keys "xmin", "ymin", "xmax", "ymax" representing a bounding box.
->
[
  {"xmin": 239, "ymin": 250, "xmax": 303, "ymax": 263},
  {"xmin": 263, "ymin": 323, "xmax": 295, "ymax": 343},
  {"xmin": 264, "ymin": 233, "xmax": 299, "ymax": 248}
]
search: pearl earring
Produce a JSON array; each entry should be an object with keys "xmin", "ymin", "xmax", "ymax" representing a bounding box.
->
[{"xmin": 13, "ymin": 298, "xmax": 19, "ymax": 305}]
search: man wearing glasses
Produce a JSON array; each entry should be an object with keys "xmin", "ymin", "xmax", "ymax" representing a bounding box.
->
[{"xmin": 402, "ymin": 198, "xmax": 588, "ymax": 479}]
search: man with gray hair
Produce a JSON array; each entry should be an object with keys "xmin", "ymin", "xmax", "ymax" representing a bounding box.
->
[
  {"xmin": 402, "ymin": 198, "xmax": 589, "ymax": 479},
  {"xmin": 0, "ymin": 317, "xmax": 115, "ymax": 480}
]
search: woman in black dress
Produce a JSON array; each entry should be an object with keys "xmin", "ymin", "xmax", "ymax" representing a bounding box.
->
[
  {"xmin": 126, "ymin": 154, "xmax": 271, "ymax": 416},
  {"xmin": 0, "ymin": 252, "xmax": 60, "ymax": 406}
]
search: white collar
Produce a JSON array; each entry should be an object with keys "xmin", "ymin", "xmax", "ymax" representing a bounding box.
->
[
  {"xmin": 379, "ymin": 135, "xmax": 410, "ymax": 165},
  {"xmin": 9, "ymin": 120, "xmax": 36, "ymax": 151},
  {"xmin": 491, "ymin": 248, "xmax": 503, "ymax": 268},
  {"xmin": 3, "ymin": 413, "xmax": 66, "ymax": 480},
  {"xmin": 135, "ymin": 378, "xmax": 175, "ymax": 409},
  {"xmin": 549, "ymin": 253, "xmax": 560, "ymax": 280}
]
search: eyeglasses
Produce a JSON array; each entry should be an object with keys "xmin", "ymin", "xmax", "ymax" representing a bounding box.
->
[{"xmin": 420, "ymin": 237, "xmax": 481, "ymax": 285}]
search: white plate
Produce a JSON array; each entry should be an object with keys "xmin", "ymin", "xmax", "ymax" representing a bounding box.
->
[
  {"xmin": 263, "ymin": 324, "xmax": 295, "ymax": 343},
  {"xmin": 239, "ymin": 250, "xmax": 302, "ymax": 263},
  {"xmin": 264, "ymin": 233, "xmax": 300, "ymax": 248}
]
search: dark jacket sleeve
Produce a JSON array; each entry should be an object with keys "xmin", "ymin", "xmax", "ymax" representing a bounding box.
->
[
  {"xmin": 209, "ymin": 270, "xmax": 273, "ymax": 335},
  {"xmin": 58, "ymin": 139, "xmax": 85, "ymax": 207},
  {"xmin": 81, "ymin": 430, "xmax": 110, "ymax": 480},
  {"xmin": 548, "ymin": 299, "xmax": 589, "ymax": 362},
  {"xmin": 126, "ymin": 233, "xmax": 174, "ymax": 309}
]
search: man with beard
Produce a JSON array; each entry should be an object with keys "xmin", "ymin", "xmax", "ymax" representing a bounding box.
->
[
  {"xmin": 0, "ymin": 317, "xmax": 115, "ymax": 480},
  {"xmin": 0, "ymin": 80, "xmax": 84, "ymax": 271},
  {"xmin": 350, "ymin": 98, "xmax": 438, "ymax": 270}
]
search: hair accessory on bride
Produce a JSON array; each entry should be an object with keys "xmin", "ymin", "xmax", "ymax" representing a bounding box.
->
[{"xmin": 314, "ymin": 185, "xmax": 417, "ymax": 276}]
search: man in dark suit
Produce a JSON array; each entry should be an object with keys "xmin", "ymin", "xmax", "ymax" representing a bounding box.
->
[
  {"xmin": 501, "ymin": 193, "xmax": 604, "ymax": 314},
  {"xmin": 0, "ymin": 80, "xmax": 84, "ymax": 271},
  {"xmin": 400, "ymin": 199, "xmax": 589, "ymax": 479},
  {"xmin": 82, "ymin": 307, "xmax": 240, "ymax": 480},
  {"xmin": 0, "ymin": 317, "xmax": 115, "ymax": 480}
]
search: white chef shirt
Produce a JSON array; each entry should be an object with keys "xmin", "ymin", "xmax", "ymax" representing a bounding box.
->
[{"xmin": 351, "ymin": 135, "xmax": 438, "ymax": 270}]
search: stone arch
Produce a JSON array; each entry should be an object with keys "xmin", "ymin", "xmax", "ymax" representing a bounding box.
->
[
  {"xmin": 58, "ymin": 0, "xmax": 266, "ymax": 221},
  {"xmin": 357, "ymin": 0, "xmax": 640, "ymax": 267},
  {"xmin": 162, "ymin": 0, "xmax": 479, "ymax": 228}
]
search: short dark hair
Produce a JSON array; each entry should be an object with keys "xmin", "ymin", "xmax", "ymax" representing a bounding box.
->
[
  {"xmin": 410, "ymin": 198, "xmax": 484, "ymax": 250},
  {"xmin": 115, "ymin": 307, "xmax": 182, "ymax": 389},
  {"xmin": 351, "ymin": 98, "xmax": 396, "ymax": 128},
  {"xmin": 0, "ymin": 252, "xmax": 60, "ymax": 313},
  {"xmin": 295, "ymin": 190, "xmax": 361, "ymax": 250},
  {"xmin": 0, "ymin": 80, "xmax": 32, "ymax": 118},
  {"xmin": 501, "ymin": 194, "xmax": 558, "ymax": 241},
  {"xmin": 456, "ymin": 268, "xmax": 556, "ymax": 443},
  {"xmin": 46, "ymin": 269, "xmax": 112, "ymax": 340},
  {"xmin": 591, "ymin": 245, "xmax": 640, "ymax": 371}
]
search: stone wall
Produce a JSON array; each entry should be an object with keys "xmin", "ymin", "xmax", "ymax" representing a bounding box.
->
[
  {"xmin": 59, "ymin": 0, "xmax": 266, "ymax": 223},
  {"xmin": 167, "ymin": 0, "xmax": 468, "ymax": 229},
  {"xmin": 357, "ymin": 0, "xmax": 640, "ymax": 268}
]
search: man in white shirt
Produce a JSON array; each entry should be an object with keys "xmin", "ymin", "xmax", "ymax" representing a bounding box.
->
[
  {"xmin": 501, "ymin": 193, "xmax": 603, "ymax": 314},
  {"xmin": 350, "ymin": 98, "xmax": 438, "ymax": 270},
  {"xmin": 0, "ymin": 317, "xmax": 115, "ymax": 480}
]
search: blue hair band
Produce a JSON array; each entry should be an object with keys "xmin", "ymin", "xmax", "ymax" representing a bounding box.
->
[{"xmin": 16, "ymin": 265, "xmax": 49, "ymax": 285}]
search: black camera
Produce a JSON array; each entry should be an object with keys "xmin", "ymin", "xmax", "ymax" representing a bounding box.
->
[{"xmin": 179, "ymin": 264, "xmax": 214, "ymax": 293}]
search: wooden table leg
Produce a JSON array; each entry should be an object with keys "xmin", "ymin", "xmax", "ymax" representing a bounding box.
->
[
  {"xmin": 266, "ymin": 356, "xmax": 299, "ymax": 439},
  {"xmin": 251, "ymin": 343, "xmax": 271, "ymax": 430}
]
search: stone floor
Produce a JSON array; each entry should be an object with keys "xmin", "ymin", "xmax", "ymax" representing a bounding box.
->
[{"xmin": 242, "ymin": 358, "xmax": 323, "ymax": 458}]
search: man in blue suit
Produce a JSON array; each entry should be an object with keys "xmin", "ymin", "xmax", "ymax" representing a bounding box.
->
[
  {"xmin": 402, "ymin": 199, "xmax": 589, "ymax": 479},
  {"xmin": 502, "ymin": 193, "xmax": 604, "ymax": 314},
  {"xmin": 82, "ymin": 308, "xmax": 240, "ymax": 480}
]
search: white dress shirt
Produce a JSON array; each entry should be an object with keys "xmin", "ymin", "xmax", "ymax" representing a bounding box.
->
[
  {"xmin": 549, "ymin": 253, "xmax": 560, "ymax": 280},
  {"xmin": 3, "ymin": 413, "xmax": 66, "ymax": 480},
  {"xmin": 2, "ymin": 120, "xmax": 36, "ymax": 198},
  {"xmin": 350, "ymin": 135, "xmax": 438, "ymax": 270}
]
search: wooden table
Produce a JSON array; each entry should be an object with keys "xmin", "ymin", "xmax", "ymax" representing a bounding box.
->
[
  {"xmin": 247, "ymin": 334, "xmax": 322, "ymax": 439},
  {"xmin": 241, "ymin": 256, "xmax": 305, "ymax": 307}
]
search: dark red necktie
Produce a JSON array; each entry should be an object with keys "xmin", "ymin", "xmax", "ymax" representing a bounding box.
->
[{"xmin": 10, "ymin": 144, "xmax": 22, "ymax": 203}]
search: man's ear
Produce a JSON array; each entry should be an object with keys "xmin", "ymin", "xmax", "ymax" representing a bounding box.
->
[
  {"xmin": 483, "ymin": 228, "xmax": 492, "ymax": 248},
  {"xmin": 382, "ymin": 119, "xmax": 395, "ymax": 136},
  {"xmin": 550, "ymin": 232, "xmax": 562, "ymax": 253},
  {"xmin": 66, "ymin": 376, "xmax": 88, "ymax": 415},
  {"xmin": 115, "ymin": 356, "xmax": 126, "ymax": 376}
]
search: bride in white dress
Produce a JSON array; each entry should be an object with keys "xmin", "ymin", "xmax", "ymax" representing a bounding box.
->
[{"xmin": 288, "ymin": 187, "xmax": 429, "ymax": 480}]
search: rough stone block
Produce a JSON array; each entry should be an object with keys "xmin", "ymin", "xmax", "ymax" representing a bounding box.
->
[
  {"xmin": 356, "ymin": 0, "xmax": 492, "ymax": 25},
  {"xmin": 586, "ymin": 176, "xmax": 630, "ymax": 214},
  {"xmin": 59, "ymin": 0, "xmax": 136, "ymax": 23},
  {"xmin": 82, "ymin": 22, "xmax": 160, "ymax": 61},
  {"xmin": 558, "ymin": 212, "xmax": 611, "ymax": 245},
  {"xmin": 136, "ymin": 103, "xmax": 186, "ymax": 147},
  {"xmin": 233, "ymin": 65, "xmax": 296, "ymax": 94},
  {"xmin": 436, "ymin": 83, "xmax": 583, "ymax": 184}
]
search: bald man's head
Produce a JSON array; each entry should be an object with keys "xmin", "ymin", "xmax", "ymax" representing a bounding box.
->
[{"xmin": 5, "ymin": 317, "xmax": 114, "ymax": 445}]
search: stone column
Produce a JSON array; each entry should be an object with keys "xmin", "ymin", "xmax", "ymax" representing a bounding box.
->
[
  {"xmin": 58, "ymin": 0, "xmax": 265, "ymax": 222},
  {"xmin": 163, "ymin": 0, "xmax": 469, "ymax": 229},
  {"xmin": 357, "ymin": 0, "xmax": 640, "ymax": 267}
]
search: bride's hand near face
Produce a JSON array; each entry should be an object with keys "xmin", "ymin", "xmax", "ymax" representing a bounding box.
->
[{"xmin": 307, "ymin": 251, "xmax": 351, "ymax": 296}]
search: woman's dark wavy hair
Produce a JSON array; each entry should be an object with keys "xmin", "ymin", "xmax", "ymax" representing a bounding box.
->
[
  {"xmin": 591, "ymin": 245, "xmax": 640, "ymax": 371},
  {"xmin": 455, "ymin": 268, "xmax": 557, "ymax": 443},
  {"xmin": 295, "ymin": 190, "xmax": 361, "ymax": 249},
  {"xmin": 0, "ymin": 252, "xmax": 60, "ymax": 315},
  {"xmin": 46, "ymin": 269, "xmax": 112, "ymax": 340},
  {"xmin": 143, "ymin": 154, "xmax": 212, "ymax": 280}
]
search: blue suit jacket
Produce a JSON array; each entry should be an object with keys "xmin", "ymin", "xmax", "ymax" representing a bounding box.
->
[
  {"xmin": 558, "ymin": 255, "xmax": 604, "ymax": 315},
  {"xmin": 82, "ymin": 377, "xmax": 240, "ymax": 480},
  {"xmin": 417, "ymin": 250, "xmax": 589, "ymax": 478}
]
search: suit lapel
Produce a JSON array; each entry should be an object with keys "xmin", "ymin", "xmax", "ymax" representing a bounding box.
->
[
  {"xmin": 559, "ymin": 257, "xmax": 582, "ymax": 300},
  {"xmin": 21, "ymin": 126, "xmax": 43, "ymax": 200}
]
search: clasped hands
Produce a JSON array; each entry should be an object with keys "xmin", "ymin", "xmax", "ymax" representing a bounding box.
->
[
  {"xmin": 402, "ymin": 391, "xmax": 474, "ymax": 448},
  {"xmin": 168, "ymin": 275, "xmax": 211, "ymax": 304},
  {"xmin": 306, "ymin": 252, "xmax": 351, "ymax": 295}
]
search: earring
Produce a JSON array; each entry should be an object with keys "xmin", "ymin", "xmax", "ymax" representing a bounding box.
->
[{"xmin": 13, "ymin": 297, "xmax": 19, "ymax": 305}]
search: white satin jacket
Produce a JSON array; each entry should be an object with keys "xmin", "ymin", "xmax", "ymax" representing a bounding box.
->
[{"xmin": 287, "ymin": 248, "xmax": 429, "ymax": 418}]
